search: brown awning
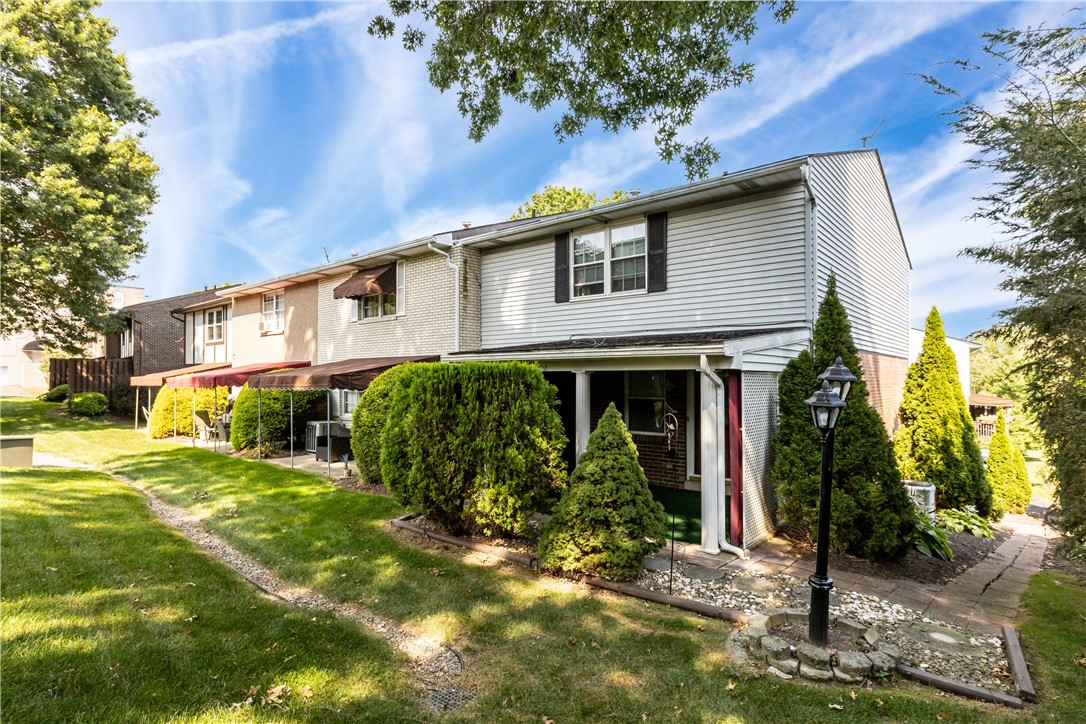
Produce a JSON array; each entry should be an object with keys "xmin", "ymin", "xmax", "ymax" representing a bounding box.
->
[
  {"xmin": 131, "ymin": 361, "xmax": 231, "ymax": 387},
  {"xmin": 969, "ymin": 393, "xmax": 1015, "ymax": 408},
  {"xmin": 248, "ymin": 355, "xmax": 438, "ymax": 391},
  {"xmin": 332, "ymin": 264, "xmax": 396, "ymax": 299}
]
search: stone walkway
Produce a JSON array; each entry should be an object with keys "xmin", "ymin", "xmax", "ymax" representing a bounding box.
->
[{"xmin": 672, "ymin": 512, "xmax": 1058, "ymax": 635}]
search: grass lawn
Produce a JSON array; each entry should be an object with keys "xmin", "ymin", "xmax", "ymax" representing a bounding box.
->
[
  {"xmin": 1018, "ymin": 572, "xmax": 1086, "ymax": 722},
  {"xmin": 0, "ymin": 398, "xmax": 1063, "ymax": 721}
]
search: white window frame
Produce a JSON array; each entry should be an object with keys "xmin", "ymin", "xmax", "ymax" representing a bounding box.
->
[
  {"xmin": 205, "ymin": 307, "xmax": 224, "ymax": 344},
  {"xmin": 260, "ymin": 292, "xmax": 285, "ymax": 334},
  {"xmin": 340, "ymin": 389, "xmax": 361, "ymax": 419},
  {"xmin": 570, "ymin": 220, "xmax": 648, "ymax": 299},
  {"xmin": 625, "ymin": 371, "xmax": 668, "ymax": 436},
  {"xmin": 120, "ymin": 326, "xmax": 133, "ymax": 358}
]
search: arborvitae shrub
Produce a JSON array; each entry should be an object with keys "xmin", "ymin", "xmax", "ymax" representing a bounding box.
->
[
  {"xmin": 230, "ymin": 383, "xmax": 324, "ymax": 450},
  {"xmin": 771, "ymin": 275, "xmax": 915, "ymax": 560},
  {"xmin": 110, "ymin": 383, "xmax": 136, "ymax": 414},
  {"xmin": 38, "ymin": 384, "xmax": 68, "ymax": 402},
  {"xmin": 988, "ymin": 409, "xmax": 1032, "ymax": 517},
  {"xmin": 537, "ymin": 403, "xmax": 668, "ymax": 580},
  {"xmin": 896, "ymin": 307, "xmax": 992, "ymax": 516},
  {"xmin": 380, "ymin": 361, "xmax": 567, "ymax": 536},
  {"xmin": 69, "ymin": 391, "xmax": 109, "ymax": 416},
  {"xmin": 148, "ymin": 384, "xmax": 230, "ymax": 438},
  {"xmin": 351, "ymin": 364, "xmax": 412, "ymax": 485}
]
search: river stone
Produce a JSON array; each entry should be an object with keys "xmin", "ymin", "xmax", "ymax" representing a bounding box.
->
[
  {"xmin": 761, "ymin": 635, "xmax": 791, "ymax": 661},
  {"xmin": 796, "ymin": 642, "xmax": 832, "ymax": 669},
  {"xmin": 867, "ymin": 651, "xmax": 896, "ymax": 674},
  {"xmin": 799, "ymin": 663, "xmax": 834, "ymax": 682}
]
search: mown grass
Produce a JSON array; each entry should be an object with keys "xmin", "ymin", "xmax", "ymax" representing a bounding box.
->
[
  {"xmin": 0, "ymin": 398, "xmax": 1041, "ymax": 721},
  {"xmin": 1, "ymin": 467, "xmax": 420, "ymax": 722},
  {"xmin": 1018, "ymin": 572, "xmax": 1086, "ymax": 722}
]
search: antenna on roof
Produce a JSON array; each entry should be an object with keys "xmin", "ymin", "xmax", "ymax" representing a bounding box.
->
[
  {"xmin": 861, "ymin": 118, "xmax": 885, "ymax": 148},
  {"xmin": 322, "ymin": 246, "xmax": 330, "ymax": 263}
]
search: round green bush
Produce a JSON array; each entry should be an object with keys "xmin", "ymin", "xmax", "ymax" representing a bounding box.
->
[
  {"xmin": 69, "ymin": 391, "xmax": 109, "ymax": 416},
  {"xmin": 229, "ymin": 383, "xmax": 324, "ymax": 450},
  {"xmin": 537, "ymin": 403, "xmax": 667, "ymax": 580},
  {"xmin": 381, "ymin": 361, "xmax": 567, "ymax": 536},
  {"xmin": 147, "ymin": 384, "xmax": 230, "ymax": 438},
  {"xmin": 38, "ymin": 384, "xmax": 68, "ymax": 402},
  {"xmin": 350, "ymin": 364, "xmax": 412, "ymax": 485}
]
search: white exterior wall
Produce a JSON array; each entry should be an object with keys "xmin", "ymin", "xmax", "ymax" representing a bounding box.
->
[
  {"xmin": 742, "ymin": 371, "xmax": 780, "ymax": 549},
  {"xmin": 809, "ymin": 153, "xmax": 910, "ymax": 359},
  {"xmin": 909, "ymin": 329, "xmax": 973, "ymax": 399},
  {"xmin": 184, "ymin": 305, "xmax": 231, "ymax": 364},
  {"xmin": 316, "ymin": 253, "xmax": 457, "ymax": 365},
  {"xmin": 479, "ymin": 186, "xmax": 810, "ymax": 348}
]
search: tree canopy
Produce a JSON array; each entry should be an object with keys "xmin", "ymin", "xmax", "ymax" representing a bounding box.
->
[
  {"xmin": 509, "ymin": 185, "xmax": 628, "ymax": 220},
  {"xmin": 369, "ymin": 1, "xmax": 796, "ymax": 180},
  {"xmin": 922, "ymin": 23, "xmax": 1085, "ymax": 541},
  {"xmin": 1, "ymin": 0, "xmax": 158, "ymax": 353}
]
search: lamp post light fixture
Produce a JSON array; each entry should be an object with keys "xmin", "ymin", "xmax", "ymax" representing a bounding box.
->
[{"xmin": 805, "ymin": 358, "xmax": 855, "ymax": 646}]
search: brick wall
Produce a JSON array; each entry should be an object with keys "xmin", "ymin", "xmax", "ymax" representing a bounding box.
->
[
  {"xmin": 588, "ymin": 370, "xmax": 690, "ymax": 489},
  {"xmin": 128, "ymin": 289, "xmax": 225, "ymax": 376},
  {"xmin": 454, "ymin": 245, "xmax": 482, "ymax": 352},
  {"xmin": 858, "ymin": 349, "xmax": 908, "ymax": 433}
]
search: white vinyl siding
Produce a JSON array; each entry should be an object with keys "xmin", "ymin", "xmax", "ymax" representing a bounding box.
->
[
  {"xmin": 810, "ymin": 153, "xmax": 910, "ymax": 358},
  {"xmin": 480, "ymin": 186, "xmax": 809, "ymax": 348},
  {"xmin": 184, "ymin": 307, "xmax": 231, "ymax": 364}
]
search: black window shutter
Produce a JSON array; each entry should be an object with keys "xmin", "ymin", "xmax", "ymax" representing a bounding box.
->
[
  {"xmin": 554, "ymin": 232, "xmax": 571, "ymax": 303},
  {"xmin": 647, "ymin": 212, "xmax": 668, "ymax": 293}
]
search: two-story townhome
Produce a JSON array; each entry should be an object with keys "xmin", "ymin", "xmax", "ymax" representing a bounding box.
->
[
  {"xmin": 447, "ymin": 150, "xmax": 911, "ymax": 558},
  {"xmin": 213, "ymin": 280, "xmax": 320, "ymax": 367},
  {"xmin": 179, "ymin": 290, "xmax": 237, "ymax": 365}
]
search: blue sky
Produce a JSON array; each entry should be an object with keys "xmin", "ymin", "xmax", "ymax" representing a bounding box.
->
[{"xmin": 103, "ymin": 1, "xmax": 1081, "ymax": 338}]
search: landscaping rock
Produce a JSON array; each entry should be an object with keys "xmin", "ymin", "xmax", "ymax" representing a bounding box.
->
[
  {"xmin": 761, "ymin": 635, "xmax": 792, "ymax": 661},
  {"xmin": 877, "ymin": 642, "xmax": 902, "ymax": 661},
  {"xmin": 796, "ymin": 642, "xmax": 832, "ymax": 670},
  {"xmin": 685, "ymin": 565, "xmax": 730, "ymax": 582},
  {"xmin": 836, "ymin": 651, "xmax": 873, "ymax": 679},
  {"xmin": 767, "ymin": 665, "xmax": 794, "ymax": 680},
  {"xmin": 799, "ymin": 663, "xmax": 834, "ymax": 682},
  {"xmin": 867, "ymin": 650, "xmax": 897, "ymax": 675},
  {"xmin": 863, "ymin": 628, "xmax": 881, "ymax": 647},
  {"xmin": 733, "ymin": 575, "xmax": 778, "ymax": 593},
  {"xmin": 643, "ymin": 557, "xmax": 673, "ymax": 572},
  {"xmin": 745, "ymin": 613, "xmax": 769, "ymax": 645},
  {"xmin": 774, "ymin": 657, "xmax": 800, "ymax": 674},
  {"xmin": 835, "ymin": 618, "xmax": 867, "ymax": 636}
]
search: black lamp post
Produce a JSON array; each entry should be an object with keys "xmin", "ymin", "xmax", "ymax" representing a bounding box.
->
[{"xmin": 805, "ymin": 357, "xmax": 857, "ymax": 646}]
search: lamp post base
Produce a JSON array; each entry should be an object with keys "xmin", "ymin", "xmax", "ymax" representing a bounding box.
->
[{"xmin": 809, "ymin": 574, "xmax": 834, "ymax": 646}]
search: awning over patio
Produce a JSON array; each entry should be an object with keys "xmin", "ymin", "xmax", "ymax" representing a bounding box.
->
[
  {"xmin": 331, "ymin": 264, "xmax": 396, "ymax": 299},
  {"xmin": 131, "ymin": 361, "xmax": 231, "ymax": 388},
  {"xmin": 247, "ymin": 355, "xmax": 437, "ymax": 391},
  {"xmin": 166, "ymin": 360, "xmax": 311, "ymax": 389}
]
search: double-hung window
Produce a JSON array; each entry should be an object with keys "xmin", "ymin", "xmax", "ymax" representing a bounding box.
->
[
  {"xmin": 340, "ymin": 390, "xmax": 360, "ymax": 418},
  {"xmin": 358, "ymin": 288, "xmax": 397, "ymax": 320},
  {"xmin": 571, "ymin": 221, "xmax": 647, "ymax": 297},
  {"xmin": 205, "ymin": 308, "xmax": 224, "ymax": 344},
  {"xmin": 627, "ymin": 371, "xmax": 667, "ymax": 434},
  {"xmin": 260, "ymin": 292, "xmax": 284, "ymax": 334}
]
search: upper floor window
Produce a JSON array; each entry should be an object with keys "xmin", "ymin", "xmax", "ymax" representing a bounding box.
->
[
  {"xmin": 571, "ymin": 221, "xmax": 646, "ymax": 298},
  {"xmin": 359, "ymin": 289, "xmax": 397, "ymax": 320},
  {"xmin": 261, "ymin": 292, "xmax": 284, "ymax": 334},
  {"xmin": 205, "ymin": 308, "xmax": 224, "ymax": 344}
]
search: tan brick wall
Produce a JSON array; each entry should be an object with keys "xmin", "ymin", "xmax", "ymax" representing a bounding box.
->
[
  {"xmin": 455, "ymin": 245, "xmax": 482, "ymax": 352},
  {"xmin": 231, "ymin": 281, "xmax": 318, "ymax": 365},
  {"xmin": 858, "ymin": 349, "xmax": 908, "ymax": 433},
  {"xmin": 316, "ymin": 253, "xmax": 465, "ymax": 363}
]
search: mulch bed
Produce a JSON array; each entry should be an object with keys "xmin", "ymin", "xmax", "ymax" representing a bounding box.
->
[
  {"xmin": 1042, "ymin": 537, "xmax": 1086, "ymax": 581},
  {"xmin": 331, "ymin": 475, "xmax": 392, "ymax": 497},
  {"xmin": 780, "ymin": 528, "xmax": 1009, "ymax": 586}
]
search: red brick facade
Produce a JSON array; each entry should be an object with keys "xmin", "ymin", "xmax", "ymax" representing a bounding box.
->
[{"xmin": 857, "ymin": 350, "xmax": 908, "ymax": 433}]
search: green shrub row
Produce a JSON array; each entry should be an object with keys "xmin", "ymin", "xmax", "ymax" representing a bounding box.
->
[
  {"xmin": 229, "ymin": 384, "xmax": 324, "ymax": 451},
  {"xmin": 350, "ymin": 364, "xmax": 412, "ymax": 485},
  {"xmin": 380, "ymin": 361, "xmax": 567, "ymax": 537},
  {"xmin": 147, "ymin": 384, "xmax": 229, "ymax": 438}
]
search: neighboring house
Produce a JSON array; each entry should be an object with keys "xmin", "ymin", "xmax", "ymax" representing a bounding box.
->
[
  {"xmin": 86, "ymin": 285, "xmax": 146, "ymax": 358},
  {"xmin": 0, "ymin": 331, "xmax": 47, "ymax": 395},
  {"xmin": 448, "ymin": 150, "xmax": 911, "ymax": 556}
]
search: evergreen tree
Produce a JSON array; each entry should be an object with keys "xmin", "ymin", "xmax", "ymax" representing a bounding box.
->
[
  {"xmin": 896, "ymin": 307, "xmax": 993, "ymax": 516},
  {"xmin": 771, "ymin": 275, "xmax": 914, "ymax": 560},
  {"xmin": 538, "ymin": 403, "xmax": 668, "ymax": 580},
  {"xmin": 770, "ymin": 349, "xmax": 821, "ymax": 527},
  {"xmin": 988, "ymin": 409, "xmax": 1034, "ymax": 517},
  {"xmin": 147, "ymin": 384, "xmax": 229, "ymax": 439}
]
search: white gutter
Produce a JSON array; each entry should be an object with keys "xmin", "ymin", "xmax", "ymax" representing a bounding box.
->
[
  {"xmin": 700, "ymin": 355, "xmax": 747, "ymax": 559},
  {"xmin": 428, "ymin": 236, "xmax": 461, "ymax": 353},
  {"xmin": 801, "ymin": 163, "xmax": 818, "ymax": 333}
]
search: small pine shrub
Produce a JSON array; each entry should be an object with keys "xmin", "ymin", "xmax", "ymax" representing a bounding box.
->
[
  {"xmin": 69, "ymin": 392, "xmax": 109, "ymax": 416},
  {"xmin": 381, "ymin": 361, "xmax": 567, "ymax": 536},
  {"xmin": 537, "ymin": 403, "xmax": 668, "ymax": 580},
  {"xmin": 147, "ymin": 384, "xmax": 230, "ymax": 438},
  {"xmin": 351, "ymin": 364, "xmax": 412, "ymax": 485},
  {"xmin": 230, "ymin": 384, "xmax": 324, "ymax": 450},
  {"xmin": 38, "ymin": 384, "xmax": 68, "ymax": 402},
  {"xmin": 987, "ymin": 409, "xmax": 1032, "ymax": 517},
  {"xmin": 770, "ymin": 350, "xmax": 821, "ymax": 528}
]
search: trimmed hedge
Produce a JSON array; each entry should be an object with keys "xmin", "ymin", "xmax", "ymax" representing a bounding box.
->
[
  {"xmin": 147, "ymin": 384, "xmax": 230, "ymax": 438},
  {"xmin": 69, "ymin": 392, "xmax": 109, "ymax": 416},
  {"xmin": 230, "ymin": 384, "xmax": 324, "ymax": 451},
  {"xmin": 350, "ymin": 364, "xmax": 412, "ymax": 485},
  {"xmin": 38, "ymin": 384, "xmax": 68, "ymax": 402},
  {"xmin": 380, "ymin": 361, "xmax": 567, "ymax": 536},
  {"xmin": 537, "ymin": 403, "xmax": 668, "ymax": 580}
]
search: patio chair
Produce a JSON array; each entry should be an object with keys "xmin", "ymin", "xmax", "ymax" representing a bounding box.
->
[
  {"xmin": 193, "ymin": 410, "xmax": 217, "ymax": 441},
  {"xmin": 215, "ymin": 419, "xmax": 230, "ymax": 445}
]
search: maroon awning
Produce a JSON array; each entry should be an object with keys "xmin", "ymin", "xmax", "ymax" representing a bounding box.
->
[
  {"xmin": 167, "ymin": 360, "xmax": 311, "ymax": 389},
  {"xmin": 131, "ymin": 361, "xmax": 231, "ymax": 387},
  {"xmin": 248, "ymin": 355, "xmax": 437, "ymax": 391},
  {"xmin": 331, "ymin": 264, "xmax": 396, "ymax": 299}
]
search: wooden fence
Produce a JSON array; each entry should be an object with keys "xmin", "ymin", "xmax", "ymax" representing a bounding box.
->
[{"xmin": 49, "ymin": 358, "xmax": 133, "ymax": 395}]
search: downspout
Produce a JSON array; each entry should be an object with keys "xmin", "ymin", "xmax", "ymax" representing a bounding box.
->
[
  {"xmin": 428, "ymin": 238, "xmax": 461, "ymax": 353},
  {"xmin": 700, "ymin": 355, "xmax": 747, "ymax": 560}
]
